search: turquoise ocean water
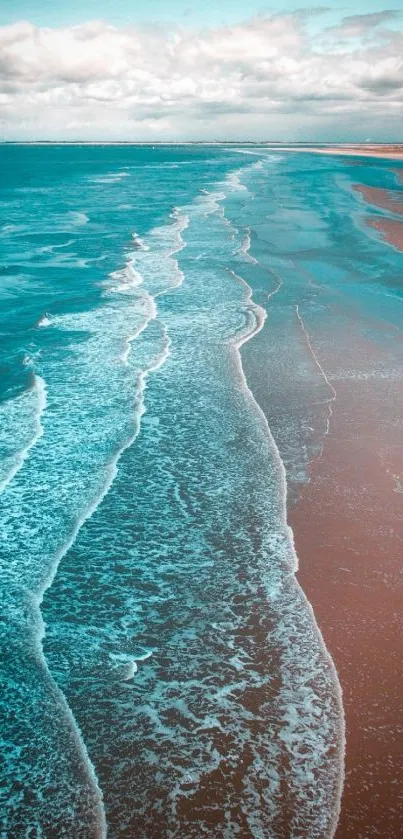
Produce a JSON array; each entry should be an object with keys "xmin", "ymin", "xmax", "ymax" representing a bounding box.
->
[{"xmin": 0, "ymin": 144, "xmax": 402, "ymax": 837}]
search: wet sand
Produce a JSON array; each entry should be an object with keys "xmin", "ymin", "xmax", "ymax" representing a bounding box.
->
[
  {"xmin": 292, "ymin": 168, "xmax": 403, "ymax": 837},
  {"xmin": 367, "ymin": 216, "xmax": 403, "ymax": 252},
  {"xmin": 352, "ymin": 172, "xmax": 403, "ymax": 252},
  {"xmin": 290, "ymin": 322, "xmax": 403, "ymax": 837},
  {"xmin": 274, "ymin": 145, "xmax": 403, "ymax": 161},
  {"xmin": 353, "ymin": 184, "xmax": 403, "ymax": 216}
]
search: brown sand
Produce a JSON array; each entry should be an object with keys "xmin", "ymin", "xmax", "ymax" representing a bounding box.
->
[
  {"xmin": 367, "ymin": 216, "xmax": 403, "ymax": 252},
  {"xmin": 273, "ymin": 145, "xmax": 403, "ymax": 161},
  {"xmin": 290, "ymin": 320, "xmax": 403, "ymax": 838},
  {"xmin": 272, "ymin": 153, "xmax": 403, "ymax": 837},
  {"xmin": 353, "ymin": 184, "xmax": 403, "ymax": 216}
]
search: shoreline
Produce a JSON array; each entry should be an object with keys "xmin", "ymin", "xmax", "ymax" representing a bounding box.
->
[
  {"xmin": 353, "ymin": 183, "xmax": 403, "ymax": 217},
  {"xmin": 234, "ymin": 296, "xmax": 345, "ymax": 839},
  {"xmin": 367, "ymin": 216, "xmax": 403, "ymax": 252},
  {"xmin": 271, "ymin": 145, "xmax": 403, "ymax": 161},
  {"xmin": 286, "ymin": 157, "xmax": 403, "ymax": 836},
  {"xmin": 231, "ymin": 191, "xmax": 345, "ymax": 836},
  {"xmin": 289, "ymin": 324, "xmax": 403, "ymax": 837},
  {"xmin": 352, "ymin": 177, "xmax": 403, "ymax": 254},
  {"xmin": 2, "ymin": 142, "xmax": 403, "ymax": 160}
]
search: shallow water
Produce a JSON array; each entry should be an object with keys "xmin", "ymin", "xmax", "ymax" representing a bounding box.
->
[{"xmin": 1, "ymin": 144, "xmax": 402, "ymax": 837}]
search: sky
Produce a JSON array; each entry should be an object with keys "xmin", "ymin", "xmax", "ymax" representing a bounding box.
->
[
  {"xmin": 1, "ymin": 1, "xmax": 402, "ymax": 29},
  {"xmin": 0, "ymin": 1, "xmax": 402, "ymax": 140}
]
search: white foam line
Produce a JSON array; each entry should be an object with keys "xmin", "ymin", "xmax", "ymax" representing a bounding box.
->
[
  {"xmin": 229, "ymin": 263, "xmax": 282, "ymax": 346},
  {"xmin": 131, "ymin": 233, "xmax": 150, "ymax": 251},
  {"xmin": 230, "ymin": 148, "xmax": 266, "ymax": 157},
  {"xmin": 266, "ymin": 268, "xmax": 284, "ymax": 301},
  {"xmin": 239, "ymin": 226, "xmax": 258, "ymax": 264},
  {"xmin": 38, "ymin": 332, "xmax": 170, "ymax": 609},
  {"xmin": 39, "ymin": 239, "xmax": 76, "ymax": 254},
  {"xmin": 228, "ymin": 272, "xmax": 345, "ymax": 839},
  {"xmin": 39, "ymin": 662, "xmax": 108, "ymax": 838},
  {"xmin": 226, "ymin": 171, "xmax": 248, "ymax": 192},
  {"xmin": 120, "ymin": 294, "xmax": 157, "ymax": 364},
  {"xmin": 121, "ymin": 210, "xmax": 189, "ymax": 362},
  {"xmin": 201, "ymin": 191, "xmax": 227, "ymax": 218},
  {"xmin": 0, "ymin": 379, "xmax": 106, "ymax": 831},
  {"xmin": 36, "ymin": 212, "xmax": 188, "ymax": 832},
  {"xmin": 229, "ymin": 148, "xmax": 282, "ymax": 165},
  {"xmin": 112, "ymin": 209, "xmax": 189, "ymax": 362},
  {"xmin": 35, "ymin": 330, "xmax": 171, "ymax": 838},
  {"xmin": 166, "ymin": 209, "xmax": 190, "ymax": 260},
  {"xmin": 295, "ymin": 304, "xmax": 337, "ymax": 443},
  {"xmin": 201, "ymin": 190, "xmax": 235, "ymax": 230},
  {"xmin": 0, "ymin": 375, "xmax": 47, "ymax": 496},
  {"xmin": 155, "ymin": 209, "xmax": 189, "ymax": 297},
  {"xmin": 229, "ymin": 270, "xmax": 267, "ymax": 345}
]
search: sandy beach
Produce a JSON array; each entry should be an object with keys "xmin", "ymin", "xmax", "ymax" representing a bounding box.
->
[
  {"xmin": 350, "ymin": 172, "xmax": 403, "ymax": 252},
  {"xmin": 353, "ymin": 184, "xmax": 403, "ymax": 216},
  {"xmin": 367, "ymin": 217, "xmax": 403, "ymax": 252},
  {"xmin": 290, "ymin": 163, "xmax": 403, "ymax": 837},
  {"xmin": 274, "ymin": 145, "xmax": 403, "ymax": 161},
  {"xmin": 290, "ymin": 303, "xmax": 403, "ymax": 838}
]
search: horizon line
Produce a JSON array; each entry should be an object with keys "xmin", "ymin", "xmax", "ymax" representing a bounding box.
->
[{"xmin": 1, "ymin": 140, "xmax": 403, "ymax": 146}]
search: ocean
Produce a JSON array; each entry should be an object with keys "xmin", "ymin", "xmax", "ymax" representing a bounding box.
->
[{"xmin": 0, "ymin": 144, "xmax": 402, "ymax": 838}]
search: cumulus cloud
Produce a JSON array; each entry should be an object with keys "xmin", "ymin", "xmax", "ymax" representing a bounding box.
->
[{"xmin": 0, "ymin": 11, "xmax": 402, "ymax": 140}]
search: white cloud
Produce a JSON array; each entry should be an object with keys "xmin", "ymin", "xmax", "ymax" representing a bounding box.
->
[
  {"xmin": 327, "ymin": 10, "xmax": 401, "ymax": 39},
  {"xmin": 0, "ymin": 12, "xmax": 402, "ymax": 140}
]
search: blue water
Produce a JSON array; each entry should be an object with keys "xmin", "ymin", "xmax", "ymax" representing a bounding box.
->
[{"xmin": 1, "ymin": 144, "xmax": 402, "ymax": 838}]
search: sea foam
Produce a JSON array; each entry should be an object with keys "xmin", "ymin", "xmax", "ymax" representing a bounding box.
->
[
  {"xmin": 37, "ymin": 160, "xmax": 346, "ymax": 838},
  {"xmin": 0, "ymin": 374, "xmax": 47, "ymax": 495}
]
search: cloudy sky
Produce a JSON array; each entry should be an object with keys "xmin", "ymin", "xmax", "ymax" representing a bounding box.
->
[{"xmin": 0, "ymin": 1, "xmax": 402, "ymax": 141}]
